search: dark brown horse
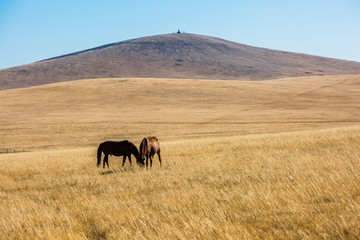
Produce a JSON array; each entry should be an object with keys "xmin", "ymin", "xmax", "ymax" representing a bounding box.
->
[
  {"xmin": 97, "ymin": 140, "xmax": 144, "ymax": 168},
  {"xmin": 139, "ymin": 137, "xmax": 162, "ymax": 169}
]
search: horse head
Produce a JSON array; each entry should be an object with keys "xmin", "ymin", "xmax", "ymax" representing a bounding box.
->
[{"xmin": 136, "ymin": 155, "xmax": 145, "ymax": 168}]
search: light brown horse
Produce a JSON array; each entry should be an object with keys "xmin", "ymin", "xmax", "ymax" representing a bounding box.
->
[{"xmin": 139, "ymin": 137, "xmax": 161, "ymax": 169}]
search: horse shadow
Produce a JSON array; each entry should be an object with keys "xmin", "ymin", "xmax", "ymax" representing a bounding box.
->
[{"xmin": 99, "ymin": 167, "xmax": 136, "ymax": 175}]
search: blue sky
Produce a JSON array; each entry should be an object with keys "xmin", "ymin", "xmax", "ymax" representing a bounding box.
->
[{"xmin": 0, "ymin": 0, "xmax": 359, "ymax": 69}]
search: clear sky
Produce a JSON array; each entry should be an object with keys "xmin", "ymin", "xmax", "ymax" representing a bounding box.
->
[{"xmin": 1, "ymin": 0, "xmax": 359, "ymax": 70}]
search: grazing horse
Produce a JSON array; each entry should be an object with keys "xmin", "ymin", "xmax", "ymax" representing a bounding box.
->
[
  {"xmin": 139, "ymin": 137, "xmax": 162, "ymax": 169},
  {"xmin": 97, "ymin": 140, "xmax": 144, "ymax": 168}
]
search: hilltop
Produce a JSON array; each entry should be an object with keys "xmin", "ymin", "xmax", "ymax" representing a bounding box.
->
[{"xmin": 1, "ymin": 33, "xmax": 360, "ymax": 90}]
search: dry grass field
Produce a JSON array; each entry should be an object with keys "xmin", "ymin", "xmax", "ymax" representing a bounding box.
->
[
  {"xmin": 1, "ymin": 75, "xmax": 359, "ymax": 151},
  {"xmin": 0, "ymin": 75, "xmax": 360, "ymax": 239}
]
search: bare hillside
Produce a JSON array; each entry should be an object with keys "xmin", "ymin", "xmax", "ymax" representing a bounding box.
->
[{"xmin": 1, "ymin": 33, "xmax": 360, "ymax": 90}]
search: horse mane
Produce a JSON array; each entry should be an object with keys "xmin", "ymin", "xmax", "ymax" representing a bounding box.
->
[{"xmin": 130, "ymin": 141, "xmax": 140, "ymax": 156}]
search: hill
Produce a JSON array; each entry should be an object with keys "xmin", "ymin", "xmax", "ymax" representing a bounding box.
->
[{"xmin": 1, "ymin": 33, "xmax": 360, "ymax": 90}]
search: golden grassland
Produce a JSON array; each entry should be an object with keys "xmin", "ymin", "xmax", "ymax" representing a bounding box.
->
[
  {"xmin": 0, "ymin": 127, "xmax": 359, "ymax": 239},
  {"xmin": 0, "ymin": 75, "xmax": 360, "ymax": 239}
]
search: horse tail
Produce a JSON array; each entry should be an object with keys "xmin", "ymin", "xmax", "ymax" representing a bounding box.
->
[
  {"xmin": 97, "ymin": 143, "xmax": 102, "ymax": 167},
  {"xmin": 140, "ymin": 138, "xmax": 147, "ymax": 158},
  {"xmin": 144, "ymin": 137, "xmax": 149, "ymax": 155}
]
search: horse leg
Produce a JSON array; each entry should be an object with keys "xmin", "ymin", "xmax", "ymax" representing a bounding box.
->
[
  {"xmin": 157, "ymin": 151, "xmax": 162, "ymax": 167},
  {"xmin": 128, "ymin": 155, "xmax": 132, "ymax": 166},
  {"xmin": 150, "ymin": 155, "xmax": 153, "ymax": 168},
  {"xmin": 146, "ymin": 156, "xmax": 149, "ymax": 169},
  {"xmin": 122, "ymin": 155, "xmax": 126, "ymax": 167},
  {"xmin": 103, "ymin": 154, "xmax": 109, "ymax": 168}
]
